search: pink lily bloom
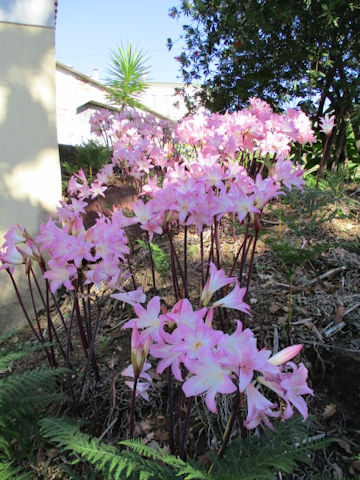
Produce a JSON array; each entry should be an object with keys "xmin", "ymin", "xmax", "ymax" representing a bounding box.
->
[
  {"xmin": 132, "ymin": 199, "xmax": 153, "ymax": 225},
  {"xmin": 253, "ymin": 174, "xmax": 282, "ymax": 209},
  {"xmin": 228, "ymin": 183, "xmax": 259, "ymax": 223},
  {"xmin": 122, "ymin": 361, "xmax": 152, "ymax": 383},
  {"xmin": 89, "ymin": 180, "xmax": 107, "ymax": 199},
  {"xmin": 167, "ymin": 298, "xmax": 207, "ymax": 329},
  {"xmin": 258, "ymin": 362, "xmax": 313, "ymax": 421},
  {"xmin": 150, "ymin": 328, "xmax": 185, "ymax": 381},
  {"xmin": 244, "ymin": 382, "xmax": 280, "ymax": 430},
  {"xmin": 319, "ymin": 113, "xmax": 335, "ymax": 136},
  {"xmin": 111, "ymin": 287, "xmax": 146, "ymax": 306},
  {"xmin": 237, "ymin": 341, "xmax": 274, "ymax": 392},
  {"xmin": 270, "ymin": 157, "xmax": 305, "ymax": 191},
  {"xmin": 141, "ymin": 216, "xmax": 163, "ymax": 241},
  {"xmin": 122, "ymin": 362, "xmax": 152, "ymax": 401},
  {"xmin": 43, "ymin": 259, "xmax": 77, "ymax": 292},
  {"xmin": 218, "ymin": 320, "xmax": 253, "ymax": 359},
  {"xmin": 1, "ymin": 246, "xmax": 24, "ymax": 266},
  {"xmin": 212, "ymin": 282, "xmax": 251, "ymax": 315},
  {"xmin": 182, "ymin": 347, "xmax": 236, "ymax": 413},
  {"xmin": 279, "ymin": 362, "xmax": 314, "ymax": 420},
  {"xmin": 123, "ymin": 296, "xmax": 162, "ymax": 342},
  {"xmin": 124, "ymin": 380, "xmax": 151, "ymax": 401},
  {"xmin": 2, "ymin": 224, "xmax": 26, "ymax": 247},
  {"xmin": 200, "ymin": 262, "xmax": 237, "ymax": 307},
  {"xmin": 174, "ymin": 318, "xmax": 224, "ymax": 362},
  {"xmin": 0, "ymin": 246, "xmax": 25, "ymax": 273}
]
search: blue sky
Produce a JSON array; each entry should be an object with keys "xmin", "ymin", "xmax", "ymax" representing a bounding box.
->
[{"xmin": 55, "ymin": 0, "xmax": 186, "ymax": 83}]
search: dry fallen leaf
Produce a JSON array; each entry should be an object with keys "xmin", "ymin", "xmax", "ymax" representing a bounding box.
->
[
  {"xmin": 134, "ymin": 420, "xmax": 151, "ymax": 436},
  {"xmin": 269, "ymin": 303, "xmax": 280, "ymax": 314},
  {"xmin": 335, "ymin": 305, "xmax": 345, "ymax": 324},
  {"xmin": 322, "ymin": 403, "xmax": 337, "ymax": 420},
  {"xmin": 336, "ymin": 438, "xmax": 352, "ymax": 454}
]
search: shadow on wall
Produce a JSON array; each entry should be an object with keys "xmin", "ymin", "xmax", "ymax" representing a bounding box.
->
[{"xmin": 0, "ymin": 22, "xmax": 61, "ymax": 333}]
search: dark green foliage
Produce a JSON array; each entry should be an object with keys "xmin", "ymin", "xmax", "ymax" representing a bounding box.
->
[
  {"xmin": 170, "ymin": 0, "xmax": 360, "ymax": 167},
  {"xmin": 63, "ymin": 140, "xmax": 112, "ymax": 180},
  {"xmin": 0, "ymin": 462, "xmax": 31, "ymax": 480},
  {"xmin": 207, "ymin": 416, "xmax": 332, "ymax": 480},
  {"xmin": 170, "ymin": 1, "xmax": 360, "ymax": 113},
  {"xmin": 40, "ymin": 415, "xmax": 331, "ymax": 480},
  {"xmin": 269, "ymin": 188, "xmax": 338, "ymax": 238},
  {"xmin": 266, "ymin": 240, "xmax": 332, "ymax": 277},
  {"xmin": 0, "ymin": 337, "xmax": 67, "ymax": 479},
  {"xmin": 138, "ymin": 240, "xmax": 171, "ymax": 279},
  {"xmin": 40, "ymin": 416, "xmax": 177, "ymax": 480}
]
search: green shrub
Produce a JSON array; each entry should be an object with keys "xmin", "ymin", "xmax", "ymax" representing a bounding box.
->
[{"xmin": 63, "ymin": 140, "xmax": 112, "ymax": 181}]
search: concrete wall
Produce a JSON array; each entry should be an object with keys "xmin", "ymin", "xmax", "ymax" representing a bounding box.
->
[
  {"xmin": 0, "ymin": 0, "xmax": 61, "ymax": 334},
  {"xmin": 56, "ymin": 65, "xmax": 109, "ymax": 145},
  {"xmin": 139, "ymin": 82, "xmax": 196, "ymax": 121}
]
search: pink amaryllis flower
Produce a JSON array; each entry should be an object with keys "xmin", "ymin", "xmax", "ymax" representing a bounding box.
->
[
  {"xmin": 123, "ymin": 296, "xmax": 162, "ymax": 342},
  {"xmin": 2, "ymin": 224, "xmax": 27, "ymax": 247},
  {"xmin": 237, "ymin": 341, "xmax": 274, "ymax": 393},
  {"xmin": 257, "ymin": 361, "xmax": 313, "ymax": 421},
  {"xmin": 268, "ymin": 344, "xmax": 303, "ymax": 366},
  {"xmin": 212, "ymin": 282, "xmax": 251, "ymax": 315},
  {"xmin": 132, "ymin": 199, "xmax": 153, "ymax": 225},
  {"xmin": 319, "ymin": 113, "xmax": 335, "ymax": 136},
  {"xmin": 43, "ymin": 259, "xmax": 77, "ymax": 292},
  {"xmin": 270, "ymin": 157, "xmax": 305, "ymax": 191},
  {"xmin": 200, "ymin": 262, "xmax": 237, "ymax": 307},
  {"xmin": 174, "ymin": 317, "xmax": 224, "ymax": 362},
  {"xmin": 244, "ymin": 382, "xmax": 280, "ymax": 430},
  {"xmin": 166, "ymin": 298, "xmax": 207, "ymax": 329},
  {"xmin": 182, "ymin": 347, "xmax": 236, "ymax": 413},
  {"xmin": 279, "ymin": 362, "xmax": 313, "ymax": 420},
  {"xmin": 122, "ymin": 361, "xmax": 152, "ymax": 401},
  {"xmin": 130, "ymin": 326, "xmax": 152, "ymax": 378},
  {"xmin": 111, "ymin": 287, "xmax": 146, "ymax": 306},
  {"xmin": 150, "ymin": 327, "xmax": 185, "ymax": 381}
]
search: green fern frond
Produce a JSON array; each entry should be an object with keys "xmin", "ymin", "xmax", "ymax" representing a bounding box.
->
[
  {"xmin": 0, "ymin": 367, "xmax": 67, "ymax": 418},
  {"xmin": 0, "ymin": 341, "xmax": 57, "ymax": 371},
  {"xmin": 40, "ymin": 416, "xmax": 158, "ymax": 480},
  {"xmin": 121, "ymin": 439, "xmax": 210, "ymax": 480},
  {"xmin": 0, "ymin": 350, "xmax": 30, "ymax": 371},
  {"xmin": 41, "ymin": 416, "xmax": 207, "ymax": 480},
  {"xmin": 208, "ymin": 416, "xmax": 332, "ymax": 480},
  {"xmin": 0, "ymin": 461, "xmax": 32, "ymax": 480},
  {"xmin": 40, "ymin": 415, "xmax": 332, "ymax": 480}
]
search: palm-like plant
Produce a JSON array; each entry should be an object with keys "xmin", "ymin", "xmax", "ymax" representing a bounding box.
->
[{"xmin": 106, "ymin": 43, "xmax": 150, "ymax": 110}]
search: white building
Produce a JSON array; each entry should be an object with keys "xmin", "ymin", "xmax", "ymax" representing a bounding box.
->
[{"xmin": 56, "ymin": 62, "xmax": 196, "ymax": 146}]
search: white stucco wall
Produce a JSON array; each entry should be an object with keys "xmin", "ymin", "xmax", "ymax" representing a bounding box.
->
[
  {"xmin": 0, "ymin": 0, "xmax": 61, "ymax": 333},
  {"xmin": 56, "ymin": 65, "xmax": 109, "ymax": 145},
  {"xmin": 139, "ymin": 82, "xmax": 195, "ymax": 121},
  {"xmin": 56, "ymin": 63, "xmax": 196, "ymax": 147}
]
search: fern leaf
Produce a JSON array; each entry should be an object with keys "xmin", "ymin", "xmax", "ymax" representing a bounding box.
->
[
  {"xmin": 0, "ymin": 461, "xmax": 31, "ymax": 480},
  {"xmin": 40, "ymin": 416, "xmax": 156, "ymax": 480}
]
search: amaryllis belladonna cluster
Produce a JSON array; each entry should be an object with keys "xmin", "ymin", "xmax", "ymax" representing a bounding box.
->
[{"xmin": 120, "ymin": 263, "xmax": 313, "ymax": 431}]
